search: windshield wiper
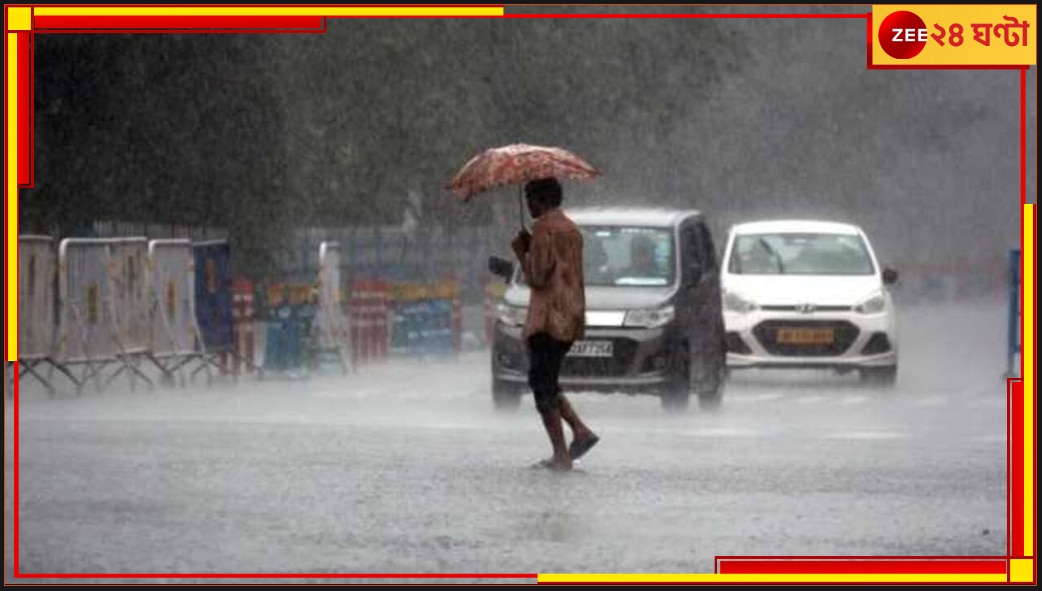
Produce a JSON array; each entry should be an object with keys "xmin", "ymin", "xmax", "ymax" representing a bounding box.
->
[{"xmin": 757, "ymin": 238, "xmax": 786, "ymax": 273}]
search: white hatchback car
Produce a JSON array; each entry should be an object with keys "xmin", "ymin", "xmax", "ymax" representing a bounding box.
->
[{"xmin": 720, "ymin": 220, "xmax": 899, "ymax": 386}]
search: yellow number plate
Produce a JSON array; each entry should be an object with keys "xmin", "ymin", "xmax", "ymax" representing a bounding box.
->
[{"xmin": 777, "ymin": 328, "xmax": 834, "ymax": 344}]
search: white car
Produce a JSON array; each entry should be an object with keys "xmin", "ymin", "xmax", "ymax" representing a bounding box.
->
[{"xmin": 719, "ymin": 220, "xmax": 899, "ymax": 386}]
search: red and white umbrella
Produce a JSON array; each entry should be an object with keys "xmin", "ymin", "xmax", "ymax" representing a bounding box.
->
[{"xmin": 447, "ymin": 143, "xmax": 601, "ymax": 227}]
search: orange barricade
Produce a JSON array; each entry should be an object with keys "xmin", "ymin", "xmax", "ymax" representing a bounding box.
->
[{"xmin": 350, "ymin": 278, "xmax": 390, "ymax": 366}]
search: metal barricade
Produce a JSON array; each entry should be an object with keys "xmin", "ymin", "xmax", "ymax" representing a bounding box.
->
[
  {"xmin": 56, "ymin": 238, "xmax": 153, "ymax": 393},
  {"xmin": 15, "ymin": 236, "xmax": 73, "ymax": 394},
  {"xmin": 106, "ymin": 238, "xmax": 156, "ymax": 390},
  {"xmin": 388, "ymin": 279, "xmax": 460, "ymax": 359},
  {"xmin": 194, "ymin": 241, "xmax": 254, "ymax": 379},
  {"xmin": 1007, "ymin": 249, "xmax": 1022, "ymax": 379},
  {"xmin": 56, "ymin": 239, "xmax": 116, "ymax": 393},
  {"xmin": 315, "ymin": 242, "xmax": 351, "ymax": 374},
  {"xmin": 259, "ymin": 282, "xmax": 322, "ymax": 378},
  {"xmin": 232, "ymin": 278, "xmax": 257, "ymax": 376},
  {"xmin": 148, "ymin": 239, "xmax": 210, "ymax": 386},
  {"xmin": 349, "ymin": 279, "xmax": 390, "ymax": 366}
]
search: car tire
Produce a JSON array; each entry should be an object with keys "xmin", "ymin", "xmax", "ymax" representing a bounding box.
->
[
  {"xmin": 661, "ymin": 346, "xmax": 691, "ymax": 413},
  {"xmin": 492, "ymin": 379, "xmax": 523, "ymax": 411},
  {"xmin": 859, "ymin": 365, "xmax": 898, "ymax": 388}
]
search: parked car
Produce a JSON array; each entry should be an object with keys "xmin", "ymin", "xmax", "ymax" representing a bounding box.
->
[
  {"xmin": 489, "ymin": 207, "xmax": 727, "ymax": 413},
  {"xmin": 719, "ymin": 220, "xmax": 899, "ymax": 386}
]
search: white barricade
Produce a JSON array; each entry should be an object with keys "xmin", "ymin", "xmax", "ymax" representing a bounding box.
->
[
  {"xmin": 57, "ymin": 238, "xmax": 155, "ymax": 393},
  {"xmin": 15, "ymin": 236, "xmax": 76, "ymax": 395},
  {"xmin": 316, "ymin": 241, "xmax": 351, "ymax": 374},
  {"xmin": 57, "ymin": 239, "xmax": 119, "ymax": 391},
  {"xmin": 148, "ymin": 239, "xmax": 210, "ymax": 385},
  {"xmin": 108, "ymin": 238, "xmax": 151, "ymax": 355},
  {"xmin": 59, "ymin": 239, "xmax": 118, "ymax": 364},
  {"xmin": 18, "ymin": 236, "xmax": 57, "ymax": 360}
]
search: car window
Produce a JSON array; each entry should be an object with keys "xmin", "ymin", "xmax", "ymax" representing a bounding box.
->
[
  {"xmin": 514, "ymin": 225, "xmax": 676, "ymax": 287},
  {"xmin": 727, "ymin": 232, "xmax": 876, "ymax": 276}
]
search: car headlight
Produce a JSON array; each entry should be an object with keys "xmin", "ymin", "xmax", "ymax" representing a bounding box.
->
[
  {"xmin": 624, "ymin": 305, "xmax": 675, "ymax": 329},
  {"xmin": 496, "ymin": 303, "xmax": 527, "ymax": 326},
  {"xmin": 723, "ymin": 291, "xmax": 759, "ymax": 314},
  {"xmin": 854, "ymin": 292, "xmax": 886, "ymax": 315}
]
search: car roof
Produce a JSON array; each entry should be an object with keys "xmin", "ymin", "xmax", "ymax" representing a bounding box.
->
[
  {"xmin": 729, "ymin": 219, "xmax": 863, "ymax": 236},
  {"xmin": 563, "ymin": 207, "xmax": 702, "ymax": 228}
]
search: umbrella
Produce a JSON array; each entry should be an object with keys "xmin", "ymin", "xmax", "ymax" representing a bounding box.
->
[{"xmin": 446, "ymin": 143, "xmax": 601, "ymax": 227}]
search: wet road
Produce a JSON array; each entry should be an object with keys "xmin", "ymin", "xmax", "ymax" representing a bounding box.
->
[{"xmin": 4, "ymin": 301, "xmax": 1010, "ymax": 582}]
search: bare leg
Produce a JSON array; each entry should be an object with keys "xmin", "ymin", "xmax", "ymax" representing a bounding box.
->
[
  {"xmin": 539, "ymin": 406, "xmax": 572, "ymax": 470},
  {"xmin": 558, "ymin": 392, "xmax": 594, "ymax": 439},
  {"xmin": 558, "ymin": 391, "xmax": 600, "ymax": 460}
]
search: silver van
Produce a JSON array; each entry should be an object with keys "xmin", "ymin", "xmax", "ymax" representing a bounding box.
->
[{"xmin": 489, "ymin": 207, "xmax": 727, "ymax": 412}]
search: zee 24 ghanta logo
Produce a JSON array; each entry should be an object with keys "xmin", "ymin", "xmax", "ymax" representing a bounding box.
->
[{"xmin": 878, "ymin": 10, "xmax": 1030, "ymax": 59}]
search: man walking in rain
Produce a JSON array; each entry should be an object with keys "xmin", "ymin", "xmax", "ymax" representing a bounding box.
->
[{"xmin": 511, "ymin": 177, "xmax": 600, "ymax": 471}]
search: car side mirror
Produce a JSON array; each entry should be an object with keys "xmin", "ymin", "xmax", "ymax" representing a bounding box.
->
[
  {"xmin": 488, "ymin": 256, "xmax": 514, "ymax": 282},
  {"xmin": 882, "ymin": 267, "xmax": 898, "ymax": 286}
]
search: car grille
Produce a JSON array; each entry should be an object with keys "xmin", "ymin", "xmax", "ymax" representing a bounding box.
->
[
  {"xmin": 561, "ymin": 338, "xmax": 639, "ymax": 377},
  {"xmin": 752, "ymin": 320, "xmax": 860, "ymax": 357}
]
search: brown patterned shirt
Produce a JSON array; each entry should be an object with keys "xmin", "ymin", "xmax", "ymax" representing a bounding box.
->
[{"xmin": 519, "ymin": 208, "xmax": 586, "ymax": 343}]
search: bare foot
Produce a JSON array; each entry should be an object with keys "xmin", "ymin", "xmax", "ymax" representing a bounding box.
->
[{"xmin": 535, "ymin": 457, "xmax": 573, "ymax": 471}]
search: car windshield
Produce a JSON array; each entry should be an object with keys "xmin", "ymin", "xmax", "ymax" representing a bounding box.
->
[
  {"xmin": 514, "ymin": 225, "xmax": 675, "ymax": 287},
  {"xmin": 728, "ymin": 232, "xmax": 876, "ymax": 276}
]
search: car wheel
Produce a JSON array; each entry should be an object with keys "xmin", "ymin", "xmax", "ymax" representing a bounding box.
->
[
  {"xmin": 492, "ymin": 379, "xmax": 523, "ymax": 411},
  {"xmin": 661, "ymin": 346, "xmax": 691, "ymax": 413},
  {"xmin": 859, "ymin": 365, "xmax": 898, "ymax": 388}
]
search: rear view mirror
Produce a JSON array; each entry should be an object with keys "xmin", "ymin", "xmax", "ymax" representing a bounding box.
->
[
  {"xmin": 488, "ymin": 256, "xmax": 514, "ymax": 282},
  {"xmin": 882, "ymin": 267, "xmax": 898, "ymax": 286}
]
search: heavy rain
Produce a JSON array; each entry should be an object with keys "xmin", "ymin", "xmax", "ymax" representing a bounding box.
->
[{"xmin": 6, "ymin": 4, "xmax": 1035, "ymax": 584}]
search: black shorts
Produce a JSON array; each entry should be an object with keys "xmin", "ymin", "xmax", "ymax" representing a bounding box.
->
[{"xmin": 526, "ymin": 333, "xmax": 573, "ymax": 411}]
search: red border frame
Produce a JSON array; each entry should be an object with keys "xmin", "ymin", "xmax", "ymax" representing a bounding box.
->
[
  {"xmin": 4, "ymin": 4, "xmax": 1036, "ymax": 583},
  {"xmin": 34, "ymin": 15, "xmax": 327, "ymax": 30},
  {"xmin": 717, "ymin": 558, "xmax": 1008, "ymax": 575}
]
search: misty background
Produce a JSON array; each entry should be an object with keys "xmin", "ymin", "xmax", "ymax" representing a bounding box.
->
[{"xmin": 18, "ymin": 6, "xmax": 1034, "ymax": 298}]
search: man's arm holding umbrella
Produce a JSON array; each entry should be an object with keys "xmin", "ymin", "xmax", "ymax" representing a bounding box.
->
[{"xmin": 512, "ymin": 226, "xmax": 555, "ymax": 289}]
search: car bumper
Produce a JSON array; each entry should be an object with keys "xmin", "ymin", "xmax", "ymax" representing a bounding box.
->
[
  {"xmin": 491, "ymin": 322, "xmax": 679, "ymax": 392},
  {"xmin": 723, "ymin": 309, "xmax": 897, "ymax": 370}
]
